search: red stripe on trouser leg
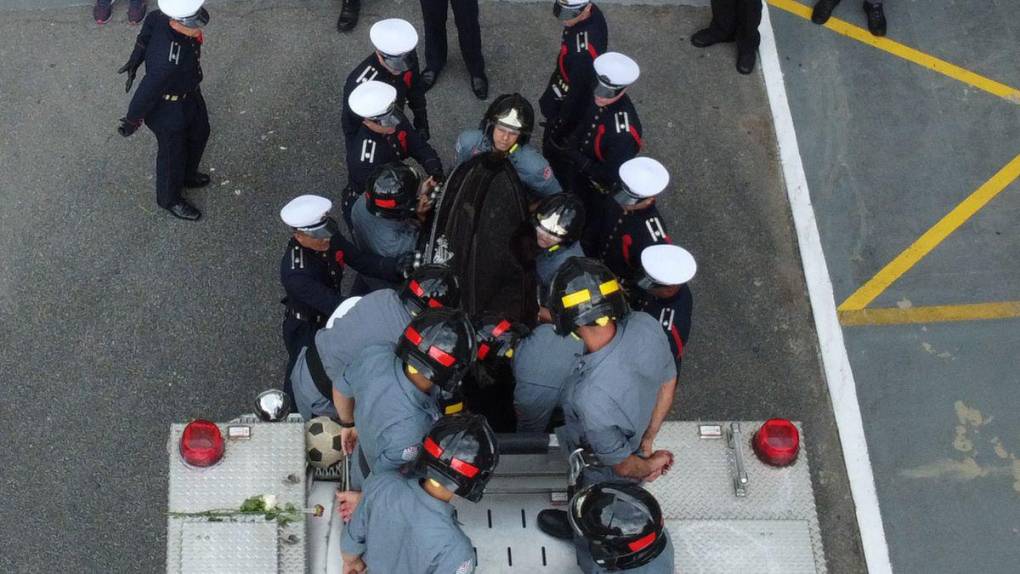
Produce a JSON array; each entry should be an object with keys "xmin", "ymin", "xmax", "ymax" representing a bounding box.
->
[{"xmin": 670, "ymin": 324, "xmax": 684, "ymax": 358}]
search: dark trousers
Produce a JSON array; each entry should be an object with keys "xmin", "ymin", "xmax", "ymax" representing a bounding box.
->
[
  {"xmin": 282, "ymin": 316, "xmax": 318, "ymax": 403},
  {"xmin": 419, "ymin": 0, "xmax": 486, "ymax": 77},
  {"xmin": 709, "ymin": 0, "xmax": 763, "ymax": 54},
  {"xmin": 146, "ymin": 92, "xmax": 210, "ymax": 208}
]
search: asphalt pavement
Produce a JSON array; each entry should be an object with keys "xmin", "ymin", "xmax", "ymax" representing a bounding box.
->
[{"xmin": 0, "ymin": 1, "xmax": 862, "ymax": 572}]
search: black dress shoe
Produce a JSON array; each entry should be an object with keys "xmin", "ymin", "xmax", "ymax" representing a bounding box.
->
[
  {"xmin": 537, "ymin": 509, "xmax": 573, "ymax": 540},
  {"xmin": 811, "ymin": 0, "xmax": 841, "ymax": 24},
  {"xmin": 736, "ymin": 51, "xmax": 757, "ymax": 75},
  {"xmin": 420, "ymin": 69, "xmax": 439, "ymax": 92},
  {"xmin": 470, "ymin": 76, "xmax": 489, "ymax": 100},
  {"xmin": 183, "ymin": 173, "xmax": 211, "ymax": 188},
  {"xmin": 863, "ymin": 1, "xmax": 886, "ymax": 36},
  {"xmin": 336, "ymin": 0, "xmax": 360, "ymax": 32},
  {"xmin": 690, "ymin": 28, "xmax": 732, "ymax": 48},
  {"xmin": 166, "ymin": 201, "xmax": 201, "ymax": 221}
]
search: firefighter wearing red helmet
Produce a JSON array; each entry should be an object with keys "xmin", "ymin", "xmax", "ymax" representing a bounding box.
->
[
  {"xmin": 538, "ymin": 257, "xmax": 677, "ymax": 541},
  {"xmin": 569, "ymin": 482, "xmax": 675, "ymax": 572},
  {"xmin": 340, "ymin": 415, "xmax": 498, "ymax": 574}
]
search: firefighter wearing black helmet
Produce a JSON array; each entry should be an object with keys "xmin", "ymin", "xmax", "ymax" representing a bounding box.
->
[
  {"xmin": 569, "ymin": 482, "xmax": 675, "ymax": 572},
  {"xmin": 533, "ymin": 193, "xmax": 587, "ymax": 299},
  {"xmin": 351, "ymin": 162, "xmax": 437, "ymax": 293},
  {"xmin": 340, "ymin": 415, "xmax": 497, "ymax": 574},
  {"xmin": 334, "ymin": 308, "xmax": 476, "ymax": 496},
  {"xmin": 288, "ymin": 264, "xmax": 460, "ymax": 421},
  {"xmin": 538, "ymin": 257, "xmax": 676, "ymax": 540},
  {"xmin": 455, "ymin": 93, "xmax": 562, "ymax": 201}
]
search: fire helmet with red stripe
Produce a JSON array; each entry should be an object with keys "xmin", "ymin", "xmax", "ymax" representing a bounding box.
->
[
  {"xmin": 473, "ymin": 314, "xmax": 529, "ymax": 362},
  {"xmin": 396, "ymin": 308, "xmax": 476, "ymax": 392},
  {"xmin": 413, "ymin": 414, "xmax": 499, "ymax": 503},
  {"xmin": 568, "ymin": 482, "xmax": 668, "ymax": 570},
  {"xmin": 548, "ymin": 257, "xmax": 630, "ymax": 336},
  {"xmin": 365, "ymin": 161, "xmax": 420, "ymax": 219},
  {"xmin": 399, "ymin": 264, "xmax": 461, "ymax": 317}
]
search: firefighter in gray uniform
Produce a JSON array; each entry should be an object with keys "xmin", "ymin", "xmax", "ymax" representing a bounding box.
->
[
  {"xmin": 289, "ymin": 265, "xmax": 460, "ymax": 420},
  {"xmin": 455, "ymin": 94, "xmax": 561, "ymax": 202},
  {"xmin": 536, "ymin": 258, "xmax": 677, "ymax": 540},
  {"xmin": 533, "ymin": 193, "xmax": 586, "ymax": 299},
  {"xmin": 583, "ymin": 156, "xmax": 672, "ymax": 286},
  {"xmin": 350, "ymin": 161, "xmax": 435, "ymax": 292},
  {"xmin": 569, "ymin": 482, "xmax": 675, "ymax": 573},
  {"xmin": 340, "ymin": 415, "xmax": 498, "ymax": 574},
  {"xmin": 632, "ymin": 244, "xmax": 696, "ymax": 375},
  {"xmin": 512, "ymin": 323, "xmax": 584, "ymax": 432},
  {"xmin": 336, "ymin": 308, "xmax": 476, "ymax": 492}
]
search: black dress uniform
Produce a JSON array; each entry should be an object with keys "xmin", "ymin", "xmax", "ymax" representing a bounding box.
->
[
  {"xmin": 632, "ymin": 285, "xmax": 693, "ymax": 373},
  {"xmin": 343, "ymin": 121, "xmax": 442, "ymax": 222},
  {"xmin": 279, "ymin": 238, "xmax": 344, "ymax": 398},
  {"xmin": 340, "ymin": 53, "xmax": 429, "ymax": 146},
  {"xmin": 583, "ymin": 199, "xmax": 670, "ymax": 285},
  {"xmin": 540, "ymin": 4, "xmax": 608, "ymax": 183},
  {"xmin": 124, "ymin": 11, "xmax": 210, "ymax": 210},
  {"xmin": 567, "ymin": 95, "xmax": 643, "ymax": 221}
]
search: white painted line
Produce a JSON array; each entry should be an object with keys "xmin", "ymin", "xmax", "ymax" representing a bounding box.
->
[{"xmin": 758, "ymin": 5, "xmax": 894, "ymax": 574}]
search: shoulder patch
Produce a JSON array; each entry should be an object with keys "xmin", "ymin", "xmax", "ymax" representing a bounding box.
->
[{"xmin": 401, "ymin": 445, "xmax": 420, "ymax": 461}]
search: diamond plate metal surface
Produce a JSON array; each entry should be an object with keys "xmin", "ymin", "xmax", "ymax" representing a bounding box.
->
[
  {"xmin": 166, "ymin": 422, "xmax": 308, "ymax": 573},
  {"xmin": 669, "ymin": 520, "xmax": 817, "ymax": 574},
  {"xmin": 180, "ymin": 521, "xmax": 278, "ymax": 574}
]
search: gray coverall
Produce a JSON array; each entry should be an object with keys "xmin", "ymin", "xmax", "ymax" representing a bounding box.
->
[{"xmin": 512, "ymin": 324, "xmax": 584, "ymax": 433}]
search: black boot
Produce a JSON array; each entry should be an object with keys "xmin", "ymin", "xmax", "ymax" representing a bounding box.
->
[
  {"xmin": 166, "ymin": 201, "xmax": 202, "ymax": 221},
  {"xmin": 537, "ymin": 509, "xmax": 573, "ymax": 540},
  {"xmin": 863, "ymin": 1, "xmax": 887, "ymax": 36},
  {"xmin": 336, "ymin": 0, "xmax": 360, "ymax": 33},
  {"xmin": 690, "ymin": 28, "xmax": 733, "ymax": 48},
  {"xmin": 736, "ymin": 51, "xmax": 757, "ymax": 75},
  {"xmin": 811, "ymin": 0, "xmax": 841, "ymax": 24}
]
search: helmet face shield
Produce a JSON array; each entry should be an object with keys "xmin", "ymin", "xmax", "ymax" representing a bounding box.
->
[{"xmin": 175, "ymin": 7, "xmax": 210, "ymax": 28}]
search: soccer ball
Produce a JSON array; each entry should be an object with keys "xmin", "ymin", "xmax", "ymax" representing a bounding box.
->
[{"xmin": 306, "ymin": 416, "xmax": 344, "ymax": 469}]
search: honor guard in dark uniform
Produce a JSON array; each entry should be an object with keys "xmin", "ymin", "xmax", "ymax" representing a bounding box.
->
[
  {"xmin": 690, "ymin": 0, "xmax": 764, "ymax": 74},
  {"xmin": 455, "ymin": 94, "xmax": 561, "ymax": 202},
  {"xmin": 336, "ymin": 309, "xmax": 476, "ymax": 491},
  {"xmin": 583, "ymin": 157, "xmax": 671, "ymax": 286},
  {"xmin": 279, "ymin": 195, "xmax": 344, "ymax": 401},
  {"xmin": 117, "ymin": 0, "xmax": 211, "ymax": 221},
  {"xmin": 568, "ymin": 482, "xmax": 675, "ymax": 573},
  {"xmin": 350, "ymin": 162, "xmax": 434, "ymax": 293},
  {"xmin": 633, "ymin": 244, "xmax": 695, "ymax": 376},
  {"xmin": 342, "ymin": 19, "xmax": 430, "ymax": 148},
  {"xmin": 533, "ymin": 193, "xmax": 586, "ymax": 299},
  {"xmin": 540, "ymin": 0, "xmax": 608, "ymax": 185},
  {"xmin": 537, "ymin": 258, "xmax": 676, "ymax": 540},
  {"xmin": 340, "ymin": 415, "xmax": 498, "ymax": 574},
  {"xmin": 418, "ymin": 0, "xmax": 489, "ymax": 99},
  {"xmin": 343, "ymin": 80, "xmax": 443, "ymax": 226},
  {"xmin": 289, "ymin": 265, "xmax": 460, "ymax": 421},
  {"xmin": 551, "ymin": 52, "xmax": 643, "ymax": 223}
]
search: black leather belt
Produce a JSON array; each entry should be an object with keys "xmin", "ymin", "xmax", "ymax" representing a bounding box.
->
[{"xmin": 304, "ymin": 342, "xmax": 334, "ymax": 400}]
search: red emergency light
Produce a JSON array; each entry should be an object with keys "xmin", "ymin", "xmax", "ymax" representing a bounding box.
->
[
  {"xmin": 752, "ymin": 418, "xmax": 800, "ymax": 467},
  {"xmin": 179, "ymin": 420, "xmax": 225, "ymax": 468}
]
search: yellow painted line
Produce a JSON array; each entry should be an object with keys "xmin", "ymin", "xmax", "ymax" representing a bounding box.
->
[
  {"xmin": 767, "ymin": 0, "xmax": 1020, "ymax": 103},
  {"xmin": 838, "ymin": 154, "xmax": 1020, "ymax": 311},
  {"xmin": 839, "ymin": 301, "xmax": 1020, "ymax": 326}
]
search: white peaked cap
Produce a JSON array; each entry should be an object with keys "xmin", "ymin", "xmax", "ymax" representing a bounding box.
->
[
  {"xmin": 558, "ymin": 0, "xmax": 591, "ymax": 7},
  {"xmin": 641, "ymin": 244, "xmax": 697, "ymax": 286},
  {"xmin": 619, "ymin": 157, "xmax": 669, "ymax": 198},
  {"xmin": 348, "ymin": 81, "xmax": 398, "ymax": 118},
  {"xmin": 326, "ymin": 297, "xmax": 363, "ymax": 329},
  {"xmin": 158, "ymin": 0, "xmax": 205, "ymax": 18},
  {"xmin": 370, "ymin": 19, "xmax": 419, "ymax": 55},
  {"xmin": 280, "ymin": 195, "xmax": 332, "ymax": 228},
  {"xmin": 594, "ymin": 52, "xmax": 640, "ymax": 87}
]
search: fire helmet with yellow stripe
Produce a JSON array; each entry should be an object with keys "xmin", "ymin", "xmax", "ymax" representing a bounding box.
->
[
  {"xmin": 395, "ymin": 308, "xmax": 476, "ymax": 392},
  {"xmin": 548, "ymin": 257, "xmax": 629, "ymax": 335}
]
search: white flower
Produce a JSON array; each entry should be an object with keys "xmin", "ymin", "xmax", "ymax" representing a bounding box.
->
[{"xmin": 261, "ymin": 495, "xmax": 278, "ymax": 511}]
